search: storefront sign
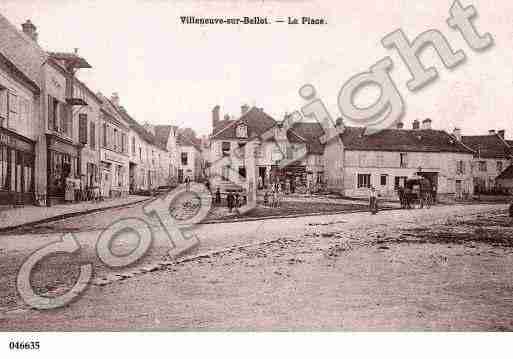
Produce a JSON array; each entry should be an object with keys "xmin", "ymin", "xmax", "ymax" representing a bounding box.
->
[
  {"xmin": 102, "ymin": 150, "xmax": 126, "ymax": 164},
  {"xmin": 0, "ymin": 129, "xmax": 34, "ymax": 153}
]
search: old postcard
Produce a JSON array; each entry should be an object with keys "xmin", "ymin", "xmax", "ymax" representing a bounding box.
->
[{"xmin": 0, "ymin": 0, "xmax": 512, "ymax": 356}]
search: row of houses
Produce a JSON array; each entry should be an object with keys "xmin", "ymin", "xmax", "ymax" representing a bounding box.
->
[
  {"xmin": 0, "ymin": 15, "xmax": 202, "ymax": 206},
  {"xmin": 206, "ymin": 105, "xmax": 513, "ymax": 200}
]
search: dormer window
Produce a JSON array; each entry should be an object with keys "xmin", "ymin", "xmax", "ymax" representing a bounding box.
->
[{"xmin": 236, "ymin": 124, "xmax": 248, "ymax": 138}]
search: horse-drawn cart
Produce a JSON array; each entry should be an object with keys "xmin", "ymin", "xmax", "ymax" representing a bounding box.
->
[{"xmin": 400, "ymin": 175, "xmax": 434, "ymax": 209}]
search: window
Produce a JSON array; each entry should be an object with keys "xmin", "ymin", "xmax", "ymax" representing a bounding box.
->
[
  {"xmin": 497, "ymin": 161, "xmax": 503, "ymax": 173},
  {"xmin": 139, "ymin": 147, "xmax": 142, "ymax": 161},
  {"xmin": 113, "ymin": 128, "xmax": 118, "ymax": 151},
  {"xmin": 239, "ymin": 166, "xmax": 246, "ymax": 178},
  {"xmin": 132, "ymin": 137, "xmax": 136, "ymax": 156},
  {"xmin": 90, "ymin": 122, "xmax": 96, "ymax": 149},
  {"xmin": 7, "ymin": 92, "xmax": 17, "ymax": 127},
  {"xmin": 78, "ymin": 114, "xmax": 88, "ymax": 144},
  {"xmin": 222, "ymin": 165, "xmax": 230, "ymax": 180},
  {"xmin": 122, "ymin": 133, "xmax": 127, "ymax": 154},
  {"xmin": 380, "ymin": 174, "xmax": 387, "ymax": 186},
  {"xmin": 181, "ymin": 152, "xmax": 188, "ymax": 166},
  {"xmin": 456, "ymin": 160, "xmax": 465, "ymax": 175},
  {"xmin": 478, "ymin": 161, "xmax": 487, "ymax": 172},
  {"xmin": 236, "ymin": 124, "xmax": 248, "ymax": 138},
  {"xmin": 59, "ymin": 102, "xmax": 68, "ymax": 136},
  {"xmin": 48, "ymin": 96, "xmax": 59, "ymax": 131},
  {"xmin": 400, "ymin": 153, "xmax": 408, "ymax": 168},
  {"xmin": 222, "ymin": 141, "xmax": 231, "ymax": 157},
  {"xmin": 357, "ymin": 174, "xmax": 371, "ymax": 188},
  {"xmin": 0, "ymin": 88, "xmax": 7, "ymax": 121},
  {"xmin": 394, "ymin": 176, "xmax": 407, "ymax": 190},
  {"xmin": 102, "ymin": 123, "xmax": 107, "ymax": 148}
]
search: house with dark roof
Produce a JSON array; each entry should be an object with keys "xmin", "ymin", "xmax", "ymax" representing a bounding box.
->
[
  {"xmin": 496, "ymin": 163, "xmax": 513, "ymax": 193},
  {"xmin": 108, "ymin": 94, "xmax": 175, "ymax": 192},
  {"xmin": 208, "ymin": 105, "xmax": 328, "ymax": 192},
  {"xmin": 339, "ymin": 119, "xmax": 475, "ymax": 199},
  {"xmin": 0, "ymin": 15, "xmax": 45, "ymax": 205},
  {"xmin": 460, "ymin": 129, "xmax": 512, "ymax": 193},
  {"xmin": 176, "ymin": 130, "xmax": 203, "ymax": 182}
]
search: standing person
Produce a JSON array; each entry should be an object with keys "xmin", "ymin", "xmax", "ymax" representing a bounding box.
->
[
  {"xmin": 205, "ymin": 178, "xmax": 211, "ymax": 193},
  {"xmin": 398, "ymin": 185, "xmax": 405, "ymax": 209},
  {"xmin": 277, "ymin": 182, "xmax": 282, "ymax": 208},
  {"xmin": 185, "ymin": 176, "xmax": 191, "ymax": 192},
  {"xmin": 369, "ymin": 186, "xmax": 378, "ymax": 214},
  {"xmin": 227, "ymin": 192, "xmax": 234, "ymax": 213},
  {"xmin": 215, "ymin": 187, "xmax": 221, "ymax": 205}
]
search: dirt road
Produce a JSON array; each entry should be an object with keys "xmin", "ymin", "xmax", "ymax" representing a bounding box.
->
[{"xmin": 1, "ymin": 203, "xmax": 512, "ymax": 330}]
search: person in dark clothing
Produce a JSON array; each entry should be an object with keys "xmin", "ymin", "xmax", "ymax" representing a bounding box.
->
[
  {"xmin": 205, "ymin": 179, "xmax": 211, "ymax": 193},
  {"xmin": 227, "ymin": 192, "xmax": 234, "ymax": 212},
  {"xmin": 215, "ymin": 187, "xmax": 221, "ymax": 205}
]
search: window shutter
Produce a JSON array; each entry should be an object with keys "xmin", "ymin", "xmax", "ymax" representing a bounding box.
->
[
  {"xmin": 0, "ymin": 90, "xmax": 7, "ymax": 120},
  {"xmin": 8, "ymin": 92, "xmax": 17, "ymax": 124},
  {"xmin": 60, "ymin": 103, "xmax": 68, "ymax": 135},
  {"xmin": 47, "ymin": 96, "xmax": 54, "ymax": 130},
  {"xmin": 79, "ymin": 114, "xmax": 88, "ymax": 144},
  {"xmin": 90, "ymin": 122, "xmax": 95, "ymax": 149}
]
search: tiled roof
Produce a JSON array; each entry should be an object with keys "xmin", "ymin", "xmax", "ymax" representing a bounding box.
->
[
  {"xmin": 154, "ymin": 125, "xmax": 172, "ymax": 147},
  {"xmin": 462, "ymin": 135, "xmax": 512, "ymax": 159},
  {"xmin": 341, "ymin": 127, "xmax": 474, "ymax": 154},
  {"xmin": 0, "ymin": 14, "xmax": 47, "ymax": 88},
  {"xmin": 497, "ymin": 164, "xmax": 513, "ymax": 180},
  {"xmin": 47, "ymin": 51, "xmax": 91, "ymax": 69},
  {"xmin": 288, "ymin": 122, "xmax": 325, "ymax": 155},
  {"xmin": 177, "ymin": 132, "xmax": 201, "ymax": 151},
  {"xmin": 211, "ymin": 107, "xmax": 276, "ymax": 140},
  {"xmin": 115, "ymin": 105, "xmax": 167, "ymax": 151},
  {"xmin": 212, "ymin": 119, "xmax": 233, "ymax": 135},
  {"xmin": 506, "ymin": 140, "xmax": 513, "ymax": 148}
]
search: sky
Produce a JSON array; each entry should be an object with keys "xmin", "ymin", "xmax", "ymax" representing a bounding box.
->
[{"xmin": 1, "ymin": 0, "xmax": 512, "ymax": 137}]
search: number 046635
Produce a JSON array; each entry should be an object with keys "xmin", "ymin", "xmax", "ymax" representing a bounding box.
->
[{"xmin": 9, "ymin": 341, "xmax": 40, "ymax": 350}]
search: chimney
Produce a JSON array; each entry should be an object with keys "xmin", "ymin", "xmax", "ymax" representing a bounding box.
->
[
  {"xmin": 489, "ymin": 129, "xmax": 496, "ymax": 135},
  {"xmin": 453, "ymin": 127, "xmax": 462, "ymax": 142},
  {"xmin": 21, "ymin": 20, "xmax": 38, "ymax": 43},
  {"xmin": 422, "ymin": 118, "xmax": 432, "ymax": 130},
  {"xmin": 412, "ymin": 119, "xmax": 420, "ymax": 130},
  {"xmin": 335, "ymin": 117, "xmax": 344, "ymax": 128},
  {"xmin": 110, "ymin": 92, "xmax": 120, "ymax": 107},
  {"xmin": 212, "ymin": 105, "xmax": 220, "ymax": 129},
  {"xmin": 498, "ymin": 129, "xmax": 505, "ymax": 139},
  {"xmin": 241, "ymin": 104, "xmax": 250, "ymax": 115},
  {"xmin": 396, "ymin": 121, "xmax": 404, "ymax": 129}
]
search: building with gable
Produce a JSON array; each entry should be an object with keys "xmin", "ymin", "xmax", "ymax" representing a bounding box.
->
[{"xmin": 460, "ymin": 129, "xmax": 512, "ymax": 193}]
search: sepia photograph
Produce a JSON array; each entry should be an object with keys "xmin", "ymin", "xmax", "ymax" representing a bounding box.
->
[{"xmin": 0, "ymin": 0, "xmax": 512, "ymax": 356}]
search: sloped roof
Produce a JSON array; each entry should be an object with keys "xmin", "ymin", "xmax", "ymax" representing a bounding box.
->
[
  {"xmin": 288, "ymin": 122, "xmax": 324, "ymax": 155},
  {"xmin": 341, "ymin": 127, "xmax": 474, "ymax": 153},
  {"xmin": 47, "ymin": 51, "xmax": 91, "ymax": 69},
  {"xmin": 154, "ymin": 125, "xmax": 172, "ymax": 147},
  {"xmin": 211, "ymin": 107, "xmax": 276, "ymax": 140},
  {"xmin": 462, "ymin": 134, "xmax": 512, "ymax": 159},
  {"xmin": 0, "ymin": 14, "xmax": 47, "ymax": 88},
  {"xmin": 497, "ymin": 164, "xmax": 513, "ymax": 180},
  {"xmin": 117, "ymin": 107, "xmax": 167, "ymax": 151},
  {"xmin": 177, "ymin": 133, "xmax": 201, "ymax": 151},
  {"xmin": 506, "ymin": 140, "xmax": 513, "ymax": 148}
]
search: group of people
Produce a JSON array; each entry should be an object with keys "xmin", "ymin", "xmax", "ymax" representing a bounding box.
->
[{"xmin": 263, "ymin": 182, "xmax": 283, "ymax": 208}]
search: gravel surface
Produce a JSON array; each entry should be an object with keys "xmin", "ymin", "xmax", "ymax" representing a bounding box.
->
[{"xmin": 1, "ymin": 203, "xmax": 512, "ymax": 330}]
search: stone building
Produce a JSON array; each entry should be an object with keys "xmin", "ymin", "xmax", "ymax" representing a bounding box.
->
[
  {"xmin": 0, "ymin": 16, "xmax": 43, "ymax": 205},
  {"xmin": 339, "ymin": 120, "xmax": 475, "ymax": 200},
  {"xmin": 460, "ymin": 129, "xmax": 512, "ymax": 193}
]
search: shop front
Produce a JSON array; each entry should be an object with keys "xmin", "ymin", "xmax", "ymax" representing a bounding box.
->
[
  {"xmin": 0, "ymin": 128, "xmax": 35, "ymax": 205},
  {"xmin": 46, "ymin": 134, "xmax": 80, "ymax": 201},
  {"xmin": 100, "ymin": 149, "xmax": 128, "ymax": 198}
]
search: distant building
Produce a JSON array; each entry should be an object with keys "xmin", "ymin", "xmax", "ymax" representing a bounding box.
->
[{"xmin": 461, "ymin": 129, "xmax": 512, "ymax": 193}]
